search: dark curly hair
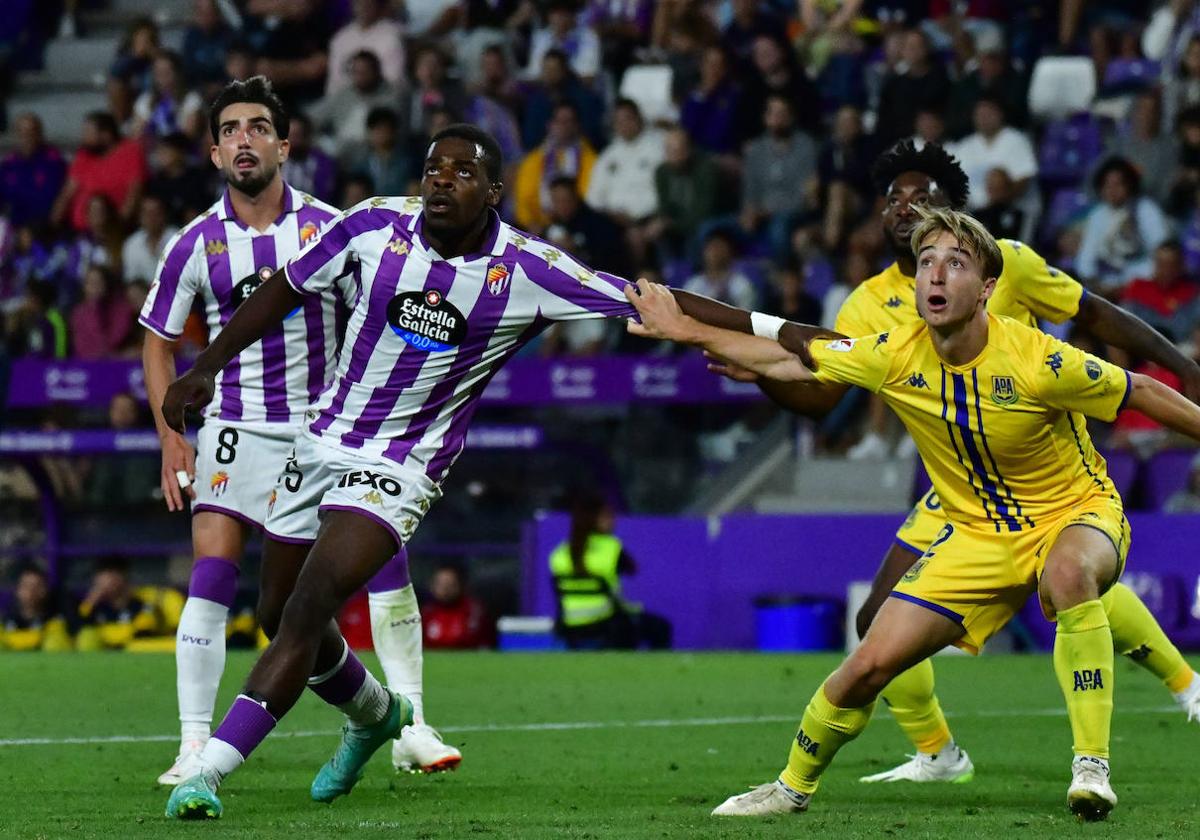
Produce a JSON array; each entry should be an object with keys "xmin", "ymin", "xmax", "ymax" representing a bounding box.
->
[{"xmin": 870, "ymin": 140, "xmax": 970, "ymax": 209}]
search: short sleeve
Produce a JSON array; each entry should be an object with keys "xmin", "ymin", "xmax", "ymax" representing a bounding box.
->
[
  {"xmin": 808, "ymin": 334, "xmax": 893, "ymax": 392},
  {"xmin": 833, "ymin": 285, "xmax": 876, "ymax": 337},
  {"xmin": 139, "ymin": 226, "xmax": 203, "ymax": 339},
  {"xmin": 1034, "ymin": 337, "xmax": 1132, "ymax": 422},
  {"xmin": 1001, "ymin": 240, "xmax": 1084, "ymax": 324},
  {"xmin": 285, "ymin": 204, "xmax": 387, "ymax": 295},
  {"xmin": 517, "ymin": 243, "xmax": 636, "ymax": 322}
]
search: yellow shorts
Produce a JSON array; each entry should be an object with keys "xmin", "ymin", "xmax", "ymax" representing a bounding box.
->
[
  {"xmin": 894, "ymin": 488, "xmax": 947, "ymax": 555},
  {"xmin": 891, "ymin": 495, "xmax": 1130, "ymax": 654}
]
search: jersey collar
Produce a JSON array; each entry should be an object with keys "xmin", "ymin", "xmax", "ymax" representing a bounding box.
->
[
  {"xmin": 410, "ymin": 206, "xmax": 510, "ymax": 264},
  {"xmin": 217, "ymin": 183, "xmax": 300, "ymax": 231}
]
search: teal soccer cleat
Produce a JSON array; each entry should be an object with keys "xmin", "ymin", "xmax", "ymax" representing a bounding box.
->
[
  {"xmin": 311, "ymin": 691, "xmax": 414, "ymax": 804},
  {"xmin": 165, "ymin": 772, "xmax": 223, "ymax": 820}
]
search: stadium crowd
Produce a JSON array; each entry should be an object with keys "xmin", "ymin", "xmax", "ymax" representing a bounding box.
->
[{"xmin": 6, "ymin": 0, "xmax": 1200, "ymax": 460}]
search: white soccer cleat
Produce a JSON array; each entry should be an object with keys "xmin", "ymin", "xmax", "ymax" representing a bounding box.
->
[
  {"xmin": 1067, "ymin": 755, "xmax": 1117, "ymax": 822},
  {"xmin": 1173, "ymin": 672, "xmax": 1200, "ymax": 723},
  {"xmin": 859, "ymin": 744, "xmax": 974, "ymax": 783},
  {"xmin": 157, "ymin": 740, "xmax": 207, "ymax": 786},
  {"xmin": 392, "ymin": 723, "xmax": 462, "ymax": 773},
  {"xmin": 711, "ymin": 781, "xmax": 810, "ymax": 816}
]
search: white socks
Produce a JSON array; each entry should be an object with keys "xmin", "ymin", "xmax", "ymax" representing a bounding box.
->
[
  {"xmin": 368, "ymin": 584, "xmax": 425, "ymax": 724},
  {"xmin": 176, "ymin": 596, "xmax": 230, "ymax": 745}
]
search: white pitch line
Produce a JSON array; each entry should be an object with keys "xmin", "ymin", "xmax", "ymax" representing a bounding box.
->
[{"xmin": 0, "ymin": 706, "xmax": 1179, "ymax": 748}]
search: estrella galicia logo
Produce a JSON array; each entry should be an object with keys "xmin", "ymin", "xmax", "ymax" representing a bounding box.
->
[
  {"xmin": 1084, "ymin": 359, "xmax": 1102, "ymax": 381},
  {"xmin": 233, "ymin": 266, "xmax": 301, "ymax": 319},
  {"xmin": 1045, "ymin": 351, "xmax": 1063, "ymax": 378},
  {"xmin": 386, "ymin": 290, "xmax": 467, "ymax": 351},
  {"xmin": 991, "ymin": 375, "xmax": 1018, "ymax": 406}
]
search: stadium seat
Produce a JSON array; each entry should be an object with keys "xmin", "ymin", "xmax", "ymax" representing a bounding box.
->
[
  {"xmin": 619, "ymin": 64, "xmax": 677, "ymax": 123},
  {"xmin": 803, "ymin": 257, "xmax": 835, "ymax": 299},
  {"xmin": 1098, "ymin": 448, "xmax": 1138, "ymax": 500},
  {"xmin": 1143, "ymin": 448, "xmax": 1198, "ymax": 511},
  {"xmin": 1038, "ymin": 115, "xmax": 1104, "ymax": 186},
  {"xmin": 1101, "ymin": 58, "xmax": 1162, "ymax": 95},
  {"xmin": 1041, "ymin": 187, "xmax": 1091, "ymax": 238},
  {"xmin": 1028, "ymin": 56, "xmax": 1096, "ymax": 121}
]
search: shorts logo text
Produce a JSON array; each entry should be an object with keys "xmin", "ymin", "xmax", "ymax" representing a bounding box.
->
[{"xmin": 338, "ymin": 471, "xmax": 402, "ymax": 496}]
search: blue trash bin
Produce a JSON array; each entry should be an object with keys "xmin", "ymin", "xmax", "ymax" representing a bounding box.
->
[{"xmin": 754, "ymin": 596, "xmax": 842, "ymax": 652}]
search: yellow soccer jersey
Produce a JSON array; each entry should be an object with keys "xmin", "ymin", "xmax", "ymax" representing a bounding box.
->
[
  {"xmin": 834, "ymin": 240, "xmax": 1084, "ymax": 337},
  {"xmin": 809, "ymin": 315, "xmax": 1131, "ymax": 531}
]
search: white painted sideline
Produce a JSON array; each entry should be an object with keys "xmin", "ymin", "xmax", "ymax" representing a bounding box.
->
[{"xmin": 0, "ymin": 706, "xmax": 1179, "ymax": 748}]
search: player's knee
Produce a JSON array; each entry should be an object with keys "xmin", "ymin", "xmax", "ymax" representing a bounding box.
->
[
  {"xmin": 841, "ymin": 648, "xmax": 898, "ymax": 700},
  {"xmin": 256, "ymin": 593, "xmax": 285, "ymax": 640},
  {"xmin": 277, "ymin": 582, "xmax": 339, "ymax": 637},
  {"xmin": 1040, "ymin": 557, "xmax": 1099, "ymax": 611}
]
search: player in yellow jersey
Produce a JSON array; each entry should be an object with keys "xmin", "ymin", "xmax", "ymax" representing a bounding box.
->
[
  {"xmin": 718, "ymin": 141, "xmax": 1200, "ymax": 786},
  {"xmin": 624, "ymin": 208, "xmax": 1200, "ymax": 821}
]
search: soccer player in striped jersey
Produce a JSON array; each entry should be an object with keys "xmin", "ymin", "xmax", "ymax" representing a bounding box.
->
[
  {"xmin": 709, "ymin": 141, "xmax": 1200, "ymax": 785},
  {"xmin": 142, "ymin": 77, "xmax": 458, "ymax": 788},
  {"xmin": 156, "ymin": 123, "xmax": 742, "ymax": 819},
  {"xmin": 626, "ymin": 208, "xmax": 1200, "ymax": 820}
]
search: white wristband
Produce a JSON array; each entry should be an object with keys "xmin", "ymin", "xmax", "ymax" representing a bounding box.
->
[
  {"xmin": 175, "ymin": 470, "xmax": 193, "ymax": 489},
  {"xmin": 750, "ymin": 312, "xmax": 787, "ymax": 341}
]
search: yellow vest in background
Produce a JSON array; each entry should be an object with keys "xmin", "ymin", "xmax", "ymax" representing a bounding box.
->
[{"xmin": 549, "ymin": 534, "xmax": 623, "ymax": 628}]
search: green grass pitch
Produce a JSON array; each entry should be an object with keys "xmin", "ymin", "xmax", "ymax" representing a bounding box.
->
[{"xmin": 1, "ymin": 651, "xmax": 1197, "ymax": 839}]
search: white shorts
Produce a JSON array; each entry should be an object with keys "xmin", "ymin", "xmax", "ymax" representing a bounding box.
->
[
  {"xmin": 264, "ymin": 433, "xmax": 442, "ymax": 548},
  {"xmin": 193, "ymin": 422, "xmax": 298, "ymax": 529}
]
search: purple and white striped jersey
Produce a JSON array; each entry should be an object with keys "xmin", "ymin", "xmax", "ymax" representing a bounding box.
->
[
  {"xmin": 285, "ymin": 195, "xmax": 637, "ymax": 481},
  {"xmin": 140, "ymin": 185, "xmax": 346, "ymax": 427}
]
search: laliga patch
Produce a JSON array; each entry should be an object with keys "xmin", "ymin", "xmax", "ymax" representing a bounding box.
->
[
  {"xmin": 387, "ymin": 290, "xmax": 467, "ymax": 351},
  {"xmin": 233, "ymin": 266, "xmax": 301, "ymax": 319},
  {"xmin": 826, "ymin": 338, "xmax": 856, "ymax": 353}
]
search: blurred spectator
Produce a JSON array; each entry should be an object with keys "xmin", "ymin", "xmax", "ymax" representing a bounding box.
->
[
  {"xmin": 683, "ymin": 230, "xmax": 758, "ymax": 310},
  {"xmin": 1164, "ymin": 35, "xmax": 1200, "ymax": 136},
  {"xmin": 106, "ymin": 76, "xmax": 137, "ymax": 136},
  {"xmin": 545, "ymin": 176, "xmax": 632, "ymax": 278},
  {"xmin": 951, "ymin": 96, "xmax": 1037, "ymax": 215},
  {"xmin": 524, "ymin": 0, "xmax": 602, "ymax": 84},
  {"xmin": 421, "ymin": 563, "xmax": 495, "ymax": 649},
  {"xmin": 657, "ymin": 5, "xmax": 718, "ymax": 101},
  {"xmin": 520, "ymin": 49, "xmax": 605, "ymax": 150},
  {"xmin": 51, "ymin": 111, "xmax": 148, "ymax": 232},
  {"xmin": 1165, "ymin": 451, "xmax": 1200, "ymax": 513},
  {"xmin": 109, "ymin": 16, "xmax": 160, "ymax": 96},
  {"xmin": 403, "ymin": 46, "xmax": 469, "ymax": 145},
  {"xmin": 740, "ymin": 95, "xmax": 819, "ymax": 258},
  {"xmin": 1143, "ymin": 1, "xmax": 1200, "ymax": 68},
  {"xmin": 875, "ymin": 28, "xmax": 951, "ymax": 148},
  {"xmin": 1109, "ymin": 357, "xmax": 1182, "ymax": 456},
  {"xmin": 71, "ymin": 194, "xmax": 124, "ymax": 286},
  {"xmin": 327, "ymin": 0, "xmax": 406, "ymax": 96},
  {"xmin": 8, "ymin": 224, "xmax": 63, "ymax": 297},
  {"xmin": 340, "ymin": 172, "xmax": 375, "ymax": 208},
  {"xmin": 821, "ymin": 249, "xmax": 874, "ymax": 331},
  {"xmin": 742, "ymin": 34, "xmax": 823, "ymax": 139},
  {"xmin": 514, "ymin": 103, "xmax": 597, "ymax": 233},
  {"xmin": 471, "ymin": 43, "xmax": 522, "ymax": 113},
  {"xmin": 450, "ymin": 0, "xmax": 529, "ymax": 90},
  {"xmin": 1169, "ymin": 105, "xmax": 1200, "ymax": 217},
  {"xmin": 944, "ymin": 32, "xmax": 1028, "ymax": 139},
  {"xmin": 1105, "ymin": 90, "xmax": 1176, "ymax": 205},
  {"xmin": 350, "ymin": 108, "xmax": 411, "ymax": 197},
  {"xmin": 9, "ymin": 281, "xmax": 67, "ymax": 359},
  {"xmin": 583, "ymin": 0, "xmax": 655, "ymax": 78},
  {"xmin": 463, "ymin": 47, "xmax": 525, "ymax": 173},
  {"xmin": 241, "ymin": 1, "xmax": 332, "ymax": 103},
  {"xmin": 1, "ymin": 566, "xmax": 72, "ymax": 652},
  {"xmin": 182, "ymin": 0, "xmax": 233, "ymax": 93},
  {"xmin": 0, "ymin": 113, "xmax": 66, "ymax": 228},
  {"xmin": 70, "ymin": 266, "xmax": 134, "ymax": 359},
  {"xmin": 763, "ymin": 260, "xmax": 822, "ymax": 326},
  {"xmin": 84, "ymin": 393, "xmax": 159, "ymax": 504},
  {"xmin": 1078, "ymin": 157, "xmax": 1172, "ymax": 293},
  {"xmin": 1119, "ymin": 240, "xmax": 1200, "ymax": 341},
  {"xmin": 283, "ymin": 113, "xmax": 339, "ymax": 204},
  {"xmin": 309, "ymin": 50, "xmax": 403, "ymax": 161},
  {"xmin": 912, "ymin": 107, "xmax": 948, "ymax": 150},
  {"xmin": 648, "ymin": 126, "xmax": 719, "ymax": 259},
  {"xmin": 146, "ymin": 132, "xmax": 214, "ymax": 226},
  {"xmin": 680, "ymin": 46, "xmax": 744, "ymax": 157},
  {"xmin": 722, "ymin": 0, "xmax": 785, "ymax": 69},
  {"xmin": 585, "ymin": 99, "xmax": 664, "ymax": 239},
  {"xmin": 132, "ymin": 51, "xmax": 205, "ymax": 140},
  {"xmin": 818, "ymin": 105, "xmax": 875, "ymax": 250},
  {"xmin": 224, "ymin": 39, "xmax": 256, "ymax": 84},
  {"xmin": 122, "ymin": 194, "xmax": 177, "ymax": 285},
  {"xmin": 974, "ymin": 168, "xmax": 1027, "ymax": 241},
  {"xmin": 403, "ymin": 0, "xmax": 461, "ymax": 38},
  {"xmin": 75, "ymin": 556, "xmax": 159, "ymax": 651}
]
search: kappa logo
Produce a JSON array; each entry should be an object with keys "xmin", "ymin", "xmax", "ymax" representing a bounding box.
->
[
  {"xmin": 358, "ymin": 490, "xmax": 384, "ymax": 506},
  {"xmin": 875, "ymin": 332, "xmax": 890, "ymax": 347},
  {"xmin": 1127, "ymin": 644, "xmax": 1152, "ymax": 662},
  {"xmin": 795, "ymin": 729, "xmax": 820, "ymax": 756},
  {"xmin": 1073, "ymin": 669, "xmax": 1105, "ymax": 691},
  {"xmin": 1085, "ymin": 359, "xmax": 1102, "ymax": 381},
  {"xmin": 486, "ymin": 263, "xmax": 510, "ymax": 296},
  {"xmin": 404, "ymin": 196, "xmax": 423, "ymax": 209},
  {"xmin": 400, "ymin": 516, "xmax": 418, "ymax": 537},
  {"xmin": 906, "ymin": 372, "xmax": 930, "ymax": 389},
  {"xmin": 338, "ymin": 470, "xmax": 403, "ymax": 496},
  {"xmin": 387, "ymin": 237, "xmax": 411, "ymax": 256},
  {"xmin": 884, "ymin": 296, "xmax": 903, "ymax": 308},
  {"xmin": 991, "ymin": 375, "xmax": 1018, "ymax": 406},
  {"xmin": 510, "ymin": 233, "xmax": 528, "ymax": 249},
  {"xmin": 1045, "ymin": 351, "xmax": 1063, "ymax": 378},
  {"xmin": 301, "ymin": 193, "xmax": 316, "ymax": 205},
  {"xmin": 542, "ymin": 248, "xmax": 561, "ymax": 266},
  {"xmin": 205, "ymin": 239, "xmax": 228, "ymax": 256},
  {"xmin": 210, "ymin": 471, "xmax": 230, "ymax": 495},
  {"xmin": 576, "ymin": 268, "xmax": 597, "ymax": 286},
  {"xmin": 372, "ymin": 197, "xmax": 391, "ymax": 207}
]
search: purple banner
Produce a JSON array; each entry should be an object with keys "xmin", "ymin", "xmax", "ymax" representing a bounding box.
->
[{"xmin": 7, "ymin": 355, "xmax": 762, "ymax": 410}]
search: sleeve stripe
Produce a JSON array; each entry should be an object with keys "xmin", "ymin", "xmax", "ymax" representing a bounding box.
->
[
  {"xmin": 1118, "ymin": 369, "xmax": 1132, "ymax": 414},
  {"xmin": 137, "ymin": 315, "xmax": 181, "ymax": 340},
  {"xmin": 287, "ymin": 207, "xmax": 391, "ymax": 291}
]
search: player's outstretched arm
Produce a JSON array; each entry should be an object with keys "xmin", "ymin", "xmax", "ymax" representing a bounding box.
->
[
  {"xmin": 1125, "ymin": 372, "xmax": 1200, "ymax": 440},
  {"xmin": 161, "ymin": 271, "xmax": 303, "ymax": 433},
  {"xmin": 625, "ymin": 280, "xmax": 815, "ymax": 382},
  {"xmin": 1075, "ymin": 293, "xmax": 1200, "ymax": 401},
  {"xmin": 143, "ymin": 332, "xmax": 196, "ymax": 511}
]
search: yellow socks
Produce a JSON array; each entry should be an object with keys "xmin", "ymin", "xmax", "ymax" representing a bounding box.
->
[
  {"xmin": 878, "ymin": 658, "xmax": 952, "ymax": 754},
  {"xmin": 1054, "ymin": 600, "xmax": 1114, "ymax": 758},
  {"xmin": 780, "ymin": 683, "xmax": 874, "ymax": 794},
  {"xmin": 1103, "ymin": 582, "xmax": 1195, "ymax": 693}
]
